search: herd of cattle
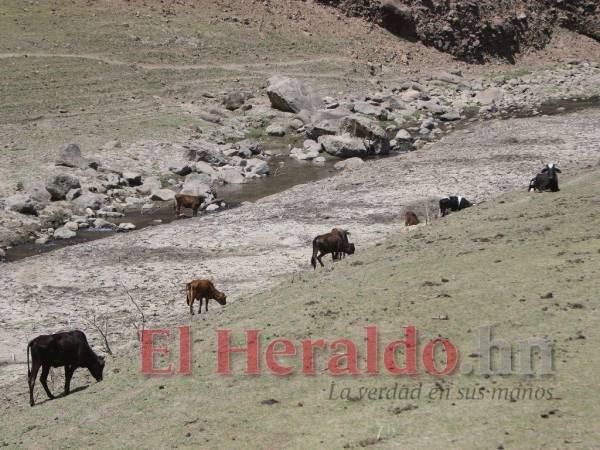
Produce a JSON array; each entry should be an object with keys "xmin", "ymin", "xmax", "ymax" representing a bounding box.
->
[{"xmin": 25, "ymin": 163, "xmax": 561, "ymax": 406}]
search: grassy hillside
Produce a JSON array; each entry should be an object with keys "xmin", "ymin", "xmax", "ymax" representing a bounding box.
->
[{"xmin": 2, "ymin": 169, "xmax": 599, "ymax": 449}]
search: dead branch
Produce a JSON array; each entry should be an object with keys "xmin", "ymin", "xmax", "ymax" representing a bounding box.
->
[{"xmin": 87, "ymin": 313, "xmax": 114, "ymax": 356}]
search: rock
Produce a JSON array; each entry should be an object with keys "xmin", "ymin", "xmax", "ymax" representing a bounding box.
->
[
  {"xmin": 266, "ymin": 76, "xmax": 321, "ymax": 113},
  {"xmin": 194, "ymin": 161, "xmax": 217, "ymax": 177},
  {"xmin": 5, "ymin": 193, "xmax": 41, "ymax": 216},
  {"xmin": 169, "ymin": 162, "xmax": 193, "ymax": 176},
  {"xmin": 46, "ymin": 174, "xmax": 81, "ymax": 201},
  {"xmin": 312, "ymin": 156, "xmax": 326, "ymax": 165},
  {"xmin": 181, "ymin": 173, "xmax": 214, "ymax": 196},
  {"xmin": 122, "ymin": 172, "xmax": 143, "ymax": 187},
  {"xmin": 352, "ymin": 101, "xmax": 388, "ymax": 119},
  {"xmin": 35, "ymin": 236, "xmax": 49, "ymax": 245},
  {"xmin": 205, "ymin": 204, "xmax": 220, "ymax": 212},
  {"xmin": 198, "ymin": 111, "xmax": 223, "ymax": 124},
  {"xmin": 305, "ymin": 120, "xmax": 338, "ymax": 140},
  {"xmin": 72, "ymin": 192, "xmax": 107, "ymax": 210},
  {"xmin": 38, "ymin": 204, "xmax": 72, "ymax": 228},
  {"xmin": 185, "ymin": 139, "xmax": 227, "ymax": 165},
  {"xmin": 64, "ymin": 221, "xmax": 79, "ymax": 232},
  {"xmin": 55, "ymin": 144, "xmax": 97, "ymax": 170},
  {"xmin": 222, "ymin": 92, "xmax": 250, "ymax": 111},
  {"xmin": 318, "ymin": 134, "xmax": 368, "ymax": 158},
  {"xmin": 266, "ymin": 124, "xmax": 286, "ymax": 137},
  {"xmin": 431, "ymin": 71, "xmax": 464, "ymax": 85},
  {"xmin": 53, "ymin": 227, "xmax": 77, "ymax": 239},
  {"xmin": 234, "ymin": 139, "xmax": 263, "ymax": 156},
  {"xmin": 334, "ymin": 157, "xmax": 365, "ymax": 170},
  {"xmin": 118, "ymin": 222, "xmax": 136, "ymax": 231},
  {"xmin": 0, "ymin": 248, "xmax": 5, "ymax": 261},
  {"xmin": 395, "ymin": 129, "xmax": 412, "ymax": 141},
  {"xmin": 417, "ymin": 100, "xmax": 446, "ymax": 115},
  {"xmin": 93, "ymin": 218, "xmax": 116, "ymax": 229},
  {"xmin": 440, "ymin": 110, "xmax": 461, "ymax": 121},
  {"xmin": 217, "ymin": 167, "xmax": 246, "ymax": 184},
  {"xmin": 401, "ymin": 89, "xmax": 422, "ymax": 102},
  {"xmin": 339, "ymin": 115, "xmax": 390, "ymax": 155},
  {"xmin": 150, "ymin": 189, "xmax": 176, "ymax": 202},
  {"xmin": 475, "ymin": 88, "xmax": 504, "ymax": 105},
  {"xmin": 245, "ymin": 159, "xmax": 270, "ymax": 176},
  {"xmin": 137, "ymin": 176, "xmax": 161, "ymax": 195},
  {"xmin": 103, "ymin": 173, "xmax": 122, "ymax": 189},
  {"xmin": 102, "ymin": 140, "xmax": 122, "ymax": 150}
]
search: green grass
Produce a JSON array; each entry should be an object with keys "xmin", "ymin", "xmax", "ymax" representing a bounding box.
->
[{"xmin": 2, "ymin": 171, "xmax": 600, "ymax": 448}]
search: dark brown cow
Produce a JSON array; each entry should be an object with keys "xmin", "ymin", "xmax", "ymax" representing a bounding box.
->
[
  {"xmin": 175, "ymin": 193, "xmax": 205, "ymax": 217},
  {"xmin": 186, "ymin": 279, "xmax": 227, "ymax": 315},
  {"xmin": 311, "ymin": 229, "xmax": 355, "ymax": 269},
  {"xmin": 405, "ymin": 211, "xmax": 420, "ymax": 226},
  {"xmin": 27, "ymin": 330, "xmax": 105, "ymax": 407}
]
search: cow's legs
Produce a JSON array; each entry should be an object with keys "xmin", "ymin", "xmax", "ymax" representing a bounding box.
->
[
  {"xmin": 192, "ymin": 206, "xmax": 199, "ymax": 217},
  {"xmin": 64, "ymin": 365, "xmax": 76, "ymax": 395},
  {"xmin": 40, "ymin": 365, "xmax": 55, "ymax": 400},
  {"xmin": 205, "ymin": 298, "xmax": 209, "ymax": 313},
  {"xmin": 189, "ymin": 296, "xmax": 195, "ymax": 315},
  {"xmin": 198, "ymin": 297, "xmax": 204, "ymax": 315},
  {"xmin": 28, "ymin": 361, "xmax": 41, "ymax": 406},
  {"xmin": 317, "ymin": 252, "xmax": 325, "ymax": 267}
]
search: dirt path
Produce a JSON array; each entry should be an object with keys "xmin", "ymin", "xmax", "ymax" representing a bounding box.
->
[
  {"xmin": 1, "ymin": 109, "xmax": 599, "ymax": 387},
  {"xmin": 0, "ymin": 52, "xmax": 352, "ymax": 73}
]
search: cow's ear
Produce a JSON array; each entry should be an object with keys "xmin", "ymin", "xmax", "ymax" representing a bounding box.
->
[{"xmin": 555, "ymin": 168, "xmax": 562, "ymax": 173}]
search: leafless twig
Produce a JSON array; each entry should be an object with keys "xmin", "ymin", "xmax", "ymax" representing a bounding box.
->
[{"xmin": 87, "ymin": 313, "xmax": 113, "ymax": 356}]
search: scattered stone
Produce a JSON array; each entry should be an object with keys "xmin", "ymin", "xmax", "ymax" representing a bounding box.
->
[
  {"xmin": 72, "ymin": 192, "xmax": 107, "ymax": 210},
  {"xmin": 63, "ymin": 221, "xmax": 79, "ymax": 232},
  {"xmin": 118, "ymin": 222, "xmax": 136, "ymax": 231},
  {"xmin": 53, "ymin": 227, "xmax": 76, "ymax": 239},
  {"xmin": 122, "ymin": 172, "xmax": 143, "ymax": 187},
  {"xmin": 55, "ymin": 144, "xmax": 97, "ymax": 170},
  {"xmin": 475, "ymin": 88, "xmax": 504, "ymax": 105},
  {"xmin": 5, "ymin": 193, "xmax": 42, "ymax": 216},
  {"xmin": 93, "ymin": 218, "xmax": 116, "ymax": 229},
  {"xmin": 137, "ymin": 176, "xmax": 161, "ymax": 196},
  {"xmin": 46, "ymin": 174, "xmax": 81, "ymax": 201},
  {"xmin": 440, "ymin": 110, "xmax": 461, "ymax": 121},
  {"xmin": 222, "ymin": 92, "xmax": 250, "ymax": 111},
  {"xmin": 181, "ymin": 173, "xmax": 214, "ymax": 196},
  {"xmin": 318, "ymin": 134, "xmax": 368, "ymax": 158},
  {"xmin": 169, "ymin": 162, "xmax": 193, "ymax": 176},
  {"xmin": 265, "ymin": 124, "xmax": 286, "ymax": 137},
  {"xmin": 150, "ymin": 189, "xmax": 176, "ymax": 202}
]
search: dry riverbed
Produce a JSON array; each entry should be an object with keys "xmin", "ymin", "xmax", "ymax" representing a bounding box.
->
[{"xmin": 1, "ymin": 108, "xmax": 600, "ymax": 393}]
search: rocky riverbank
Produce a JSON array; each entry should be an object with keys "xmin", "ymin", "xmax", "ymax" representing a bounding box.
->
[{"xmin": 1, "ymin": 59, "xmax": 600, "ymax": 253}]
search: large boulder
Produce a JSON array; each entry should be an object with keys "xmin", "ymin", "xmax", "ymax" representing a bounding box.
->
[
  {"xmin": 266, "ymin": 76, "xmax": 321, "ymax": 113},
  {"xmin": 222, "ymin": 91, "xmax": 251, "ymax": 111},
  {"xmin": 305, "ymin": 120, "xmax": 338, "ymax": 140},
  {"xmin": 185, "ymin": 139, "xmax": 227, "ymax": 166},
  {"xmin": 53, "ymin": 226, "xmax": 77, "ymax": 240},
  {"xmin": 137, "ymin": 176, "xmax": 161, "ymax": 195},
  {"xmin": 169, "ymin": 162, "xmax": 193, "ymax": 176},
  {"xmin": 181, "ymin": 173, "xmax": 214, "ymax": 197},
  {"xmin": 5, "ymin": 193, "xmax": 42, "ymax": 216},
  {"xmin": 122, "ymin": 172, "xmax": 143, "ymax": 187},
  {"xmin": 339, "ymin": 115, "xmax": 390, "ymax": 155},
  {"xmin": 72, "ymin": 191, "xmax": 107, "ymax": 210},
  {"xmin": 244, "ymin": 159, "xmax": 270, "ymax": 176},
  {"xmin": 150, "ymin": 189, "xmax": 176, "ymax": 202},
  {"xmin": 217, "ymin": 167, "xmax": 246, "ymax": 184},
  {"xmin": 475, "ymin": 87, "xmax": 504, "ymax": 105},
  {"xmin": 46, "ymin": 174, "xmax": 81, "ymax": 201},
  {"xmin": 55, "ymin": 144, "xmax": 98, "ymax": 170},
  {"xmin": 318, "ymin": 134, "xmax": 368, "ymax": 158}
]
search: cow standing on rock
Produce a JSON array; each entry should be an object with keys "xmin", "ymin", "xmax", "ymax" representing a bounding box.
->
[
  {"xmin": 27, "ymin": 330, "xmax": 105, "ymax": 407},
  {"xmin": 439, "ymin": 196, "xmax": 473, "ymax": 217},
  {"xmin": 311, "ymin": 228, "xmax": 355, "ymax": 269},
  {"xmin": 529, "ymin": 163, "xmax": 561, "ymax": 192}
]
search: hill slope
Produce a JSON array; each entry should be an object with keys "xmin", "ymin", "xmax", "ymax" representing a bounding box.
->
[{"xmin": 2, "ymin": 169, "xmax": 599, "ymax": 449}]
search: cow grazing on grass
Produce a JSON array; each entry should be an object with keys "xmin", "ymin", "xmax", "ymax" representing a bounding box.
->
[
  {"xmin": 311, "ymin": 229, "xmax": 355, "ymax": 269},
  {"xmin": 27, "ymin": 330, "xmax": 105, "ymax": 407},
  {"xmin": 405, "ymin": 211, "xmax": 420, "ymax": 226},
  {"xmin": 529, "ymin": 163, "xmax": 561, "ymax": 192},
  {"xmin": 186, "ymin": 279, "xmax": 227, "ymax": 315},
  {"xmin": 439, "ymin": 196, "xmax": 473, "ymax": 217}
]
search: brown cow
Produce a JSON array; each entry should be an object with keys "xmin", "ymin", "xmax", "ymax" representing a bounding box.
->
[
  {"xmin": 175, "ymin": 193, "xmax": 205, "ymax": 217},
  {"xmin": 186, "ymin": 279, "xmax": 227, "ymax": 315},
  {"xmin": 311, "ymin": 229, "xmax": 355, "ymax": 269},
  {"xmin": 405, "ymin": 211, "xmax": 420, "ymax": 226}
]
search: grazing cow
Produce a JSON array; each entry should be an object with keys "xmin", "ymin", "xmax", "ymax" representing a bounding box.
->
[
  {"xmin": 311, "ymin": 229, "xmax": 355, "ymax": 269},
  {"xmin": 27, "ymin": 330, "xmax": 105, "ymax": 407},
  {"xmin": 405, "ymin": 211, "xmax": 420, "ymax": 226},
  {"xmin": 175, "ymin": 193, "xmax": 206, "ymax": 217},
  {"xmin": 439, "ymin": 196, "xmax": 473, "ymax": 217},
  {"xmin": 186, "ymin": 279, "xmax": 227, "ymax": 315},
  {"xmin": 529, "ymin": 163, "xmax": 561, "ymax": 192}
]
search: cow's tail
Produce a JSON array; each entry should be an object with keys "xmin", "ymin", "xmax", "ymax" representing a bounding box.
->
[
  {"xmin": 27, "ymin": 341, "xmax": 32, "ymax": 377},
  {"xmin": 186, "ymin": 283, "xmax": 192, "ymax": 306},
  {"xmin": 311, "ymin": 237, "xmax": 319, "ymax": 269}
]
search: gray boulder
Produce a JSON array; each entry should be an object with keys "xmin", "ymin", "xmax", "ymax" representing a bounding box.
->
[
  {"xmin": 137, "ymin": 176, "xmax": 161, "ymax": 195},
  {"xmin": 475, "ymin": 87, "xmax": 504, "ymax": 105},
  {"xmin": 334, "ymin": 157, "xmax": 365, "ymax": 170},
  {"xmin": 305, "ymin": 120, "xmax": 338, "ymax": 140},
  {"xmin": 266, "ymin": 76, "xmax": 321, "ymax": 113},
  {"xmin": 46, "ymin": 174, "xmax": 81, "ymax": 201},
  {"xmin": 318, "ymin": 134, "xmax": 368, "ymax": 158},
  {"xmin": 266, "ymin": 124, "xmax": 286, "ymax": 137},
  {"xmin": 150, "ymin": 189, "xmax": 176, "ymax": 202},
  {"xmin": 53, "ymin": 227, "xmax": 77, "ymax": 240},
  {"xmin": 72, "ymin": 191, "xmax": 107, "ymax": 210},
  {"xmin": 440, "ymin": 110, "xmax": 461, "ymax": 121},
  {"xmin": 122, "ymin": 172, "xmax": 142, "ymax": 187},
  {"xmin": 5, "ymin": 193, "xmax": 41, "ymax": 216},
  {"xmin": 185, "ymin": 139, "xmax": 227, "ymax": 166},
  {"xmin": 217, "ymin": 167, "xmax": 246, "ymax": 184},
  {"xmin": 340, "ymin": 115, "xmax": 390, "ymax": 155},
  {"xmin": 181, "ymin": 173, "xmax": 214, "ymax": 196},
  {"xmin": 169, "ymin": 162, "xmax": 193, "ymax": 176},
  {"xmin": 222, "ymin": 92, "xmax": 250, "ymax": 111},
  {"xmin": 55, "ymin": 144, "xmax": 98, "ymax": 170}
]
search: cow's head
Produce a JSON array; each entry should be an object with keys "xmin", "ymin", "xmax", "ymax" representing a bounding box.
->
[
  {"xmin": 215, "ymin": 291, "xmax": 227, "ymax": 306},
  {"xmin": 89, "ymin": 354, "xmax": 105, "ymax": 381},
  {"xmin": 542, "ymin": 163, "xmax": 561, "ymax": 178},
  {"xmin": 346, "ymin": 243, "xmax": 356, "ymax": 255}
]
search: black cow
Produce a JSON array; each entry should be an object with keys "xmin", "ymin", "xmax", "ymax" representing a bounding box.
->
[
  {"xmin": 311, "ymin": 229, "xmax": 355, "ymax": 269},
  {"xmin": 439, "ymin": 196, "xmax": 473, "ymax": 217},
  {"xmin": 529, "ymin": 163, "xmax": 561, "ymax": 192},
  {"xmin": 27, "ymin": 330, "xmax": 105, "ymax": 406}
]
